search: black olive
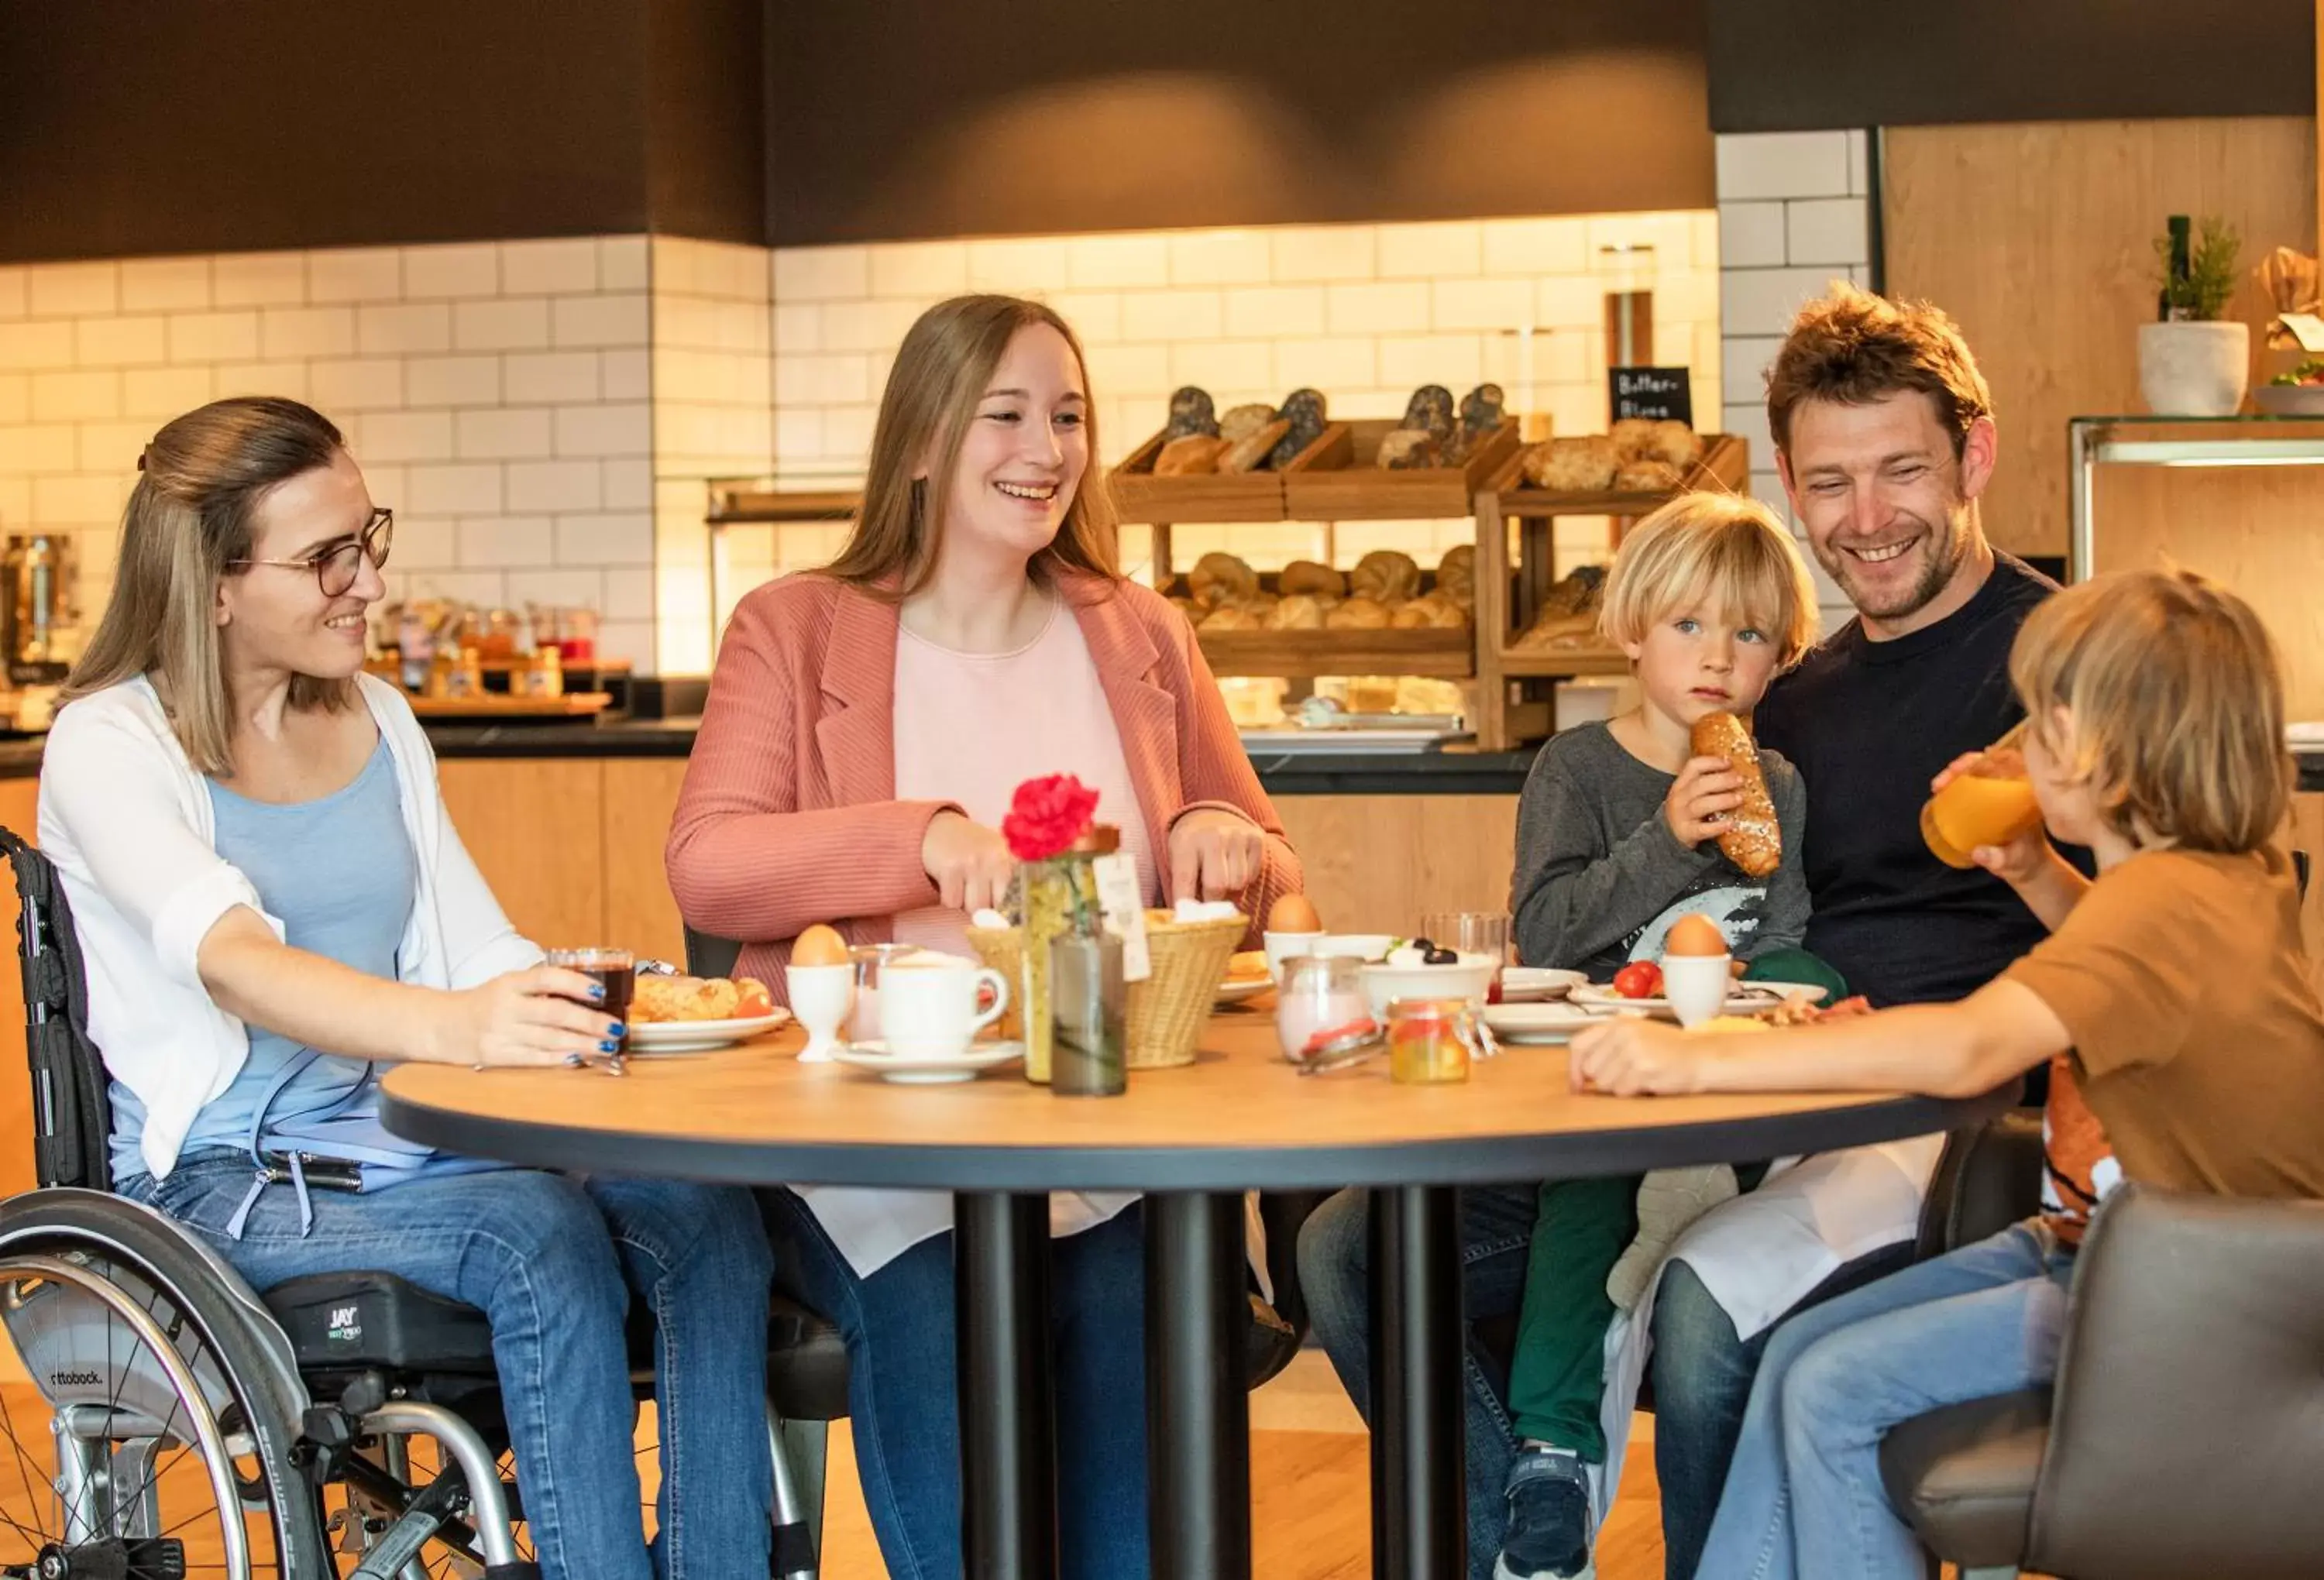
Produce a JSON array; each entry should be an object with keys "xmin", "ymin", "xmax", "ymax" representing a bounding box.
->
[{"xmin": 1423, "ymin": 946, "xmax": 1459, "ymax": 966}]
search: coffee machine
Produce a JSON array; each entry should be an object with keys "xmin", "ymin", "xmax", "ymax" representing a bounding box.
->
[{"xmin": 2, "ymin": 534, "xmax": 74, "ymax": 686}]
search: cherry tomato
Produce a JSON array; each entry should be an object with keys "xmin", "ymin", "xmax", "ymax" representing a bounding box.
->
[
  {"xmin": 734, "ymin": 987, "xmax": 775, "ymax": 1019},
  {"xmin": 1612, "ymin": 961, "xmax": 1663, "ymax": 999}
]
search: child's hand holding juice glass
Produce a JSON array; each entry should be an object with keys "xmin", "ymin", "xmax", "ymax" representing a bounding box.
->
[{"xmin": 1920, "ymin": 721, "xmax": 2047, "ymax": 873}]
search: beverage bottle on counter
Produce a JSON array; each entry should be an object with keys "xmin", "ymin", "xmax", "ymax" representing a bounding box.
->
[
  {"xmin": 398, "ymin": 605, "xmax": 432, "ymax": 692},
  {"xmin": 2161, "ymin": 213, "xmax": 2192, "ymax": 321}
]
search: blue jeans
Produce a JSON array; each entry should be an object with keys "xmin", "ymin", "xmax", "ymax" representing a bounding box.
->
[
  {"xmin": 761, "ymin": 1190, "xmax": 1150, "ymax": 1580},
  {"xmin": 122, "ymin": 1155, "xmax": 775, "ymax": 1580},
  {"xmin": 1295, "ymin": 1183, "xmax": 1912, "ymax": 1580},
  {"xmin": 1699, "ymin": 1222, "xmax": 2073, "ymax": 1580}
]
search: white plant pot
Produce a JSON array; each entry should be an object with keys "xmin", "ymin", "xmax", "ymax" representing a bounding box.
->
[{"xmin": 2138, "ymin": 321, "xmax": 2250, "ymax": 417}]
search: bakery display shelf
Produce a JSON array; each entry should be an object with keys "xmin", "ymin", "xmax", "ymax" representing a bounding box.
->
[
  {"xmin": 1281, "ymin": 418, "xmax": 1521, "ymax": 521},
  {"xmin": 1108, "ymin": 428, "xmax": 1294, "ymax": 524},
  {"xmin": 368, "ymin": 656, "xmax": 630, "ymax": 676},
  {"xmin": 1198, "ymin": 629, "xmax": 1474, "ymax": 679},
  {"xmin": 404, "ymin": 692, "xmax": 614, "ymax": 720},
  {"xmin": 1494, "ymin": 434, "xmax": 1750, "ymax": 517},
  {"xmin": 705, "ymin": 486, "xmax": 861, "ymax": 524},
  {"xmin": 1494, "ymin": 647, "xmax": 1631, "ymax": 679}
]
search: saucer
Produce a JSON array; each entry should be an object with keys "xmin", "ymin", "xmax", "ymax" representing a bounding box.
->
[
  {"xmin": 624, "ymin": 1009, "xmax": 791, "ymax": 1055},
  {"xmin": 1499, "ymin": 967, "xmax": 1587, "ymax": 1002},
  {"xmin": 830, "ymin": 1040, "xmax": 1026, "ymax": 1084}
]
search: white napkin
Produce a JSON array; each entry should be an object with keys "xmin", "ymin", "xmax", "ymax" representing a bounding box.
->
[{"xmin": 1173, "ymin": 898, "xmax": 1239, "ymax": 923}]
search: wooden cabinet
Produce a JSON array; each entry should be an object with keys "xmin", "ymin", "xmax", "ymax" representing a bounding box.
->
[
  {"xmin": 1272, "ymin": 793, "xmax": 1519, "ymax": 935},
  {"xmin": 603, "ymin": 759, "xmax": 690, "ymax": 964}
]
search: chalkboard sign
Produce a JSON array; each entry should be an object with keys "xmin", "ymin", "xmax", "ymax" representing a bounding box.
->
[{"xmin": 1610, "ymin": 366, "xmax": 1693, "ymax": 424}]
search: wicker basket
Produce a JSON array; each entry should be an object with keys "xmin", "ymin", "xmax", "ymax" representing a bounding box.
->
[{"xmin": 966, "ymin": 910, "xmax": 1248, "ymax": 1070}]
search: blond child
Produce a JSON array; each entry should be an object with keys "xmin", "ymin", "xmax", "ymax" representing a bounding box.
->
[
  {"xmin": 1498, "ymin": 493, "xmax": 1824, "ymax": 1580},
  {"xmin": 1574, "ymin": 568, "xmax": 2324, "ymax": 1580}
]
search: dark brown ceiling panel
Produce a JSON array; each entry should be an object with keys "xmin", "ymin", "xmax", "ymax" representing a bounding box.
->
[
  {"xmin": 1707, "ymin": 1, "xmax": 2315, "ymax": 133},
  {"xmin": 762, "ymin": 0, "xmax": 1714, "ymax": 246}
]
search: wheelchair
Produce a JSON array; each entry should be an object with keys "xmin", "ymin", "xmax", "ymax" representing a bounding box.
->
[{"xmin": 0, "ymin": 827, "xmax": 848, "ymax": 1579}]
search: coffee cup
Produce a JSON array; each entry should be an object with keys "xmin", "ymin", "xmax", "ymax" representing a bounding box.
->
[
  {"xmin": 1660, "ymin": 953, "xmax": 1731, "ymax": 1029},
  {"xmin": 879, "ymin": 956, "xmax": 1010, "ymax": 1059}
]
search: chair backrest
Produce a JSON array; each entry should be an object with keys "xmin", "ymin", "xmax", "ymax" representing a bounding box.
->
[
  {"xmin": 2027, "ymin": 1183, "xmax": 2324, "ymax": 1578},
  {"xmin": 0, "ymin": 826, "xmax": 113, "ymax": 1191},
  {"xmin": 682, "ymin": 926, "xmax": 743, "ymax": 981},
  {"xmin": 1914, "ymin": 1107, "xmax": 2044, "ymax": 1261}
]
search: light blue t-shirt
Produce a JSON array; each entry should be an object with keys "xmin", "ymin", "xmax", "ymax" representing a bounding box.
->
[{"xmin": 110, "ymin": 737, "xmax": 415, "ymax": 1179}]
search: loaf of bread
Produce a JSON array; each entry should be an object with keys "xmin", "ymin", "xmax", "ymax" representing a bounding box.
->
[
  {"xmin": 1522, "ymin": 436, "xmax": 1618, "ymax": 493},
  {"xmin": 1377, "ymin": 429, "xmax": 1440, "ymax": 469},
  {"xmin": 1614, "ymin": 459, "xmax": 1685, "ymax": 492},
  {"xmin": 1219, "ymin": 419, "xmax": 1290, "ymax": 473},
  {"xmin": 1690, "ymin": 711, "xmax": 1781, "ymax": 880},
  {"xmin": 1435, "ymin": 544, "xmax": 1476, "ymax": 610},
  {"xmin": 1511, "ymin": 611, "xmax": 1600, "ymax": 652},
  {"xmin": 1609, "ymin": 417, "xmax": 1659, "ymax": 462},
  {"xmin": 1199, "ymin": 604, "xmax": 1263, "ymax": 632},
  {"xmin": 1156, "ymin": 434, "xmax": 1227, "ymax": 476},
  {"xmin": 1325, "ymin": 596, "xmax": 1391, "ymax": 630},
  {"xmin": 1646, "ymin": 419, "xmax": 1703, "ymax": 469},
  {"xmin": 1188, "ymin": 551, "xmax": 1258, "ymax": 608},
  {"xmin": 1351, "ymin": 549, "xmax": 1421, "ymax": 603},
  {"xmin": 1268, "ymin": 593, "xmax": 1326, "ymax": 630},
  {"xmin": 1219, "ymin": 403, "xmax": 1278, "ymax": 442},
  {"xmin": 1280, "ymin": 560, "xmax": 1346, "ymax": 598}
]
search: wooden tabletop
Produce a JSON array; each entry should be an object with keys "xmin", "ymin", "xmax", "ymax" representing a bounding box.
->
[{"xmin": 380, "ymin": 1010, "xmax": 2011, "ymax": 1193}]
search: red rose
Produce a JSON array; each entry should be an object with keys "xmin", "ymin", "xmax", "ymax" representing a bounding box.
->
[{"xmin": 1002, "ymin": 774, "xmax": 1101, "ymax": 861}]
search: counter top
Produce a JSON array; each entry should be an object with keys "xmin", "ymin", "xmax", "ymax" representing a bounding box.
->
[{"xmin": 6, "ymin": 720, "xmax": 2323, "ymax": 799}]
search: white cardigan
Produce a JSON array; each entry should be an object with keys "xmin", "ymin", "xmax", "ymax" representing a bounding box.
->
[{"xmin": 37, "ymin": 673, "xmax": 541, "ymax": 1180}]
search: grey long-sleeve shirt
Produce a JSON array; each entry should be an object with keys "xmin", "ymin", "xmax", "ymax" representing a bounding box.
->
[{"xmin": 1510, "ymin": 721, "xmax": 1810, "ymax": 981}]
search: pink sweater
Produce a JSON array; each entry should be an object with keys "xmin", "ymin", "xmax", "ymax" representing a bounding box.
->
[{"xmin": 665, "ymin": 570, "xmax": 1301, "ymax": 995}]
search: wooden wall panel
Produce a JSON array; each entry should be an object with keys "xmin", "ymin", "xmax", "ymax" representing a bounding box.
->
[
  {"xmin": 437, "ymin": 761, "xmax": 607, "ymax": 953},
  {"xmin": 1882, "ymin": 117, "xmax": 2317, "ymax": 559},
  {"xmin": 1272, "ymin": 794, "xmax": 1520, "ymax": 938},
  {"xmin": 603, "ymin": 759, "xmax": 691, "ymax": 966}
]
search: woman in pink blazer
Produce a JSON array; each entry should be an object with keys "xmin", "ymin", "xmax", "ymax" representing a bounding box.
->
[{"xmin": 667, "ymin": 294, "xmax": 1302, "ymax": 1580}]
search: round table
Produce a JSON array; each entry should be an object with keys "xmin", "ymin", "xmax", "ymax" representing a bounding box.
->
[{"xmin": 380, "ymin": 1009, "xmax": 2012, "ymax": 1580}]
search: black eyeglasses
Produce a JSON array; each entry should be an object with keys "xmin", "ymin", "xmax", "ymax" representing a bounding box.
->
[{"xmin": 229, "ymin": 508, "xmax": 394, "ymax": 598}]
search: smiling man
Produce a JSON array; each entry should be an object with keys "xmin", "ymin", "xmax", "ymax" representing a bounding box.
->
[{"xmin": 1752, "ymin": 283, "xmax": 2058, "ymax": 1008}]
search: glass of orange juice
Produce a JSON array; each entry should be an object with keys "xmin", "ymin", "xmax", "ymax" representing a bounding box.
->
[{"xmin": 1920, "ymin": 723, "xmax": 2044, "ymax": 868}]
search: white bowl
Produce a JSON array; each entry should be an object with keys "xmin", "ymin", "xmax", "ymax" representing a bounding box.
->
[
  {"xmin": 1313, "ymin": 933, "xmax": 1397, "ymax": 963},
  {"xmin": 1359, "ymin": 951, "xmax": 1499, "ymax": 1020}
]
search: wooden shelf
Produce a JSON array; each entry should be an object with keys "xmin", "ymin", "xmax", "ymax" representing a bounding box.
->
[
  {"xmin": 706, "ymin": 487, "xmax": 859, "ymax": 524},
  {"xmin": 1197, "ymin": 629, "xmax": 1474, "ymax": 678},
  {"xmin": 1281, "ymin": 419, "xmax": 1521, "ymax": 521},
  {"xmin": 1494, "ymin": 434, "xmax": 1751, "ymax": 517},
  {"xmin": 1494, "ymin": 647, "xmax": 1631, "ymax": 679},
  {"xmin": 404, "ymin": 692, "xmax": 614, "ymax": 719}
]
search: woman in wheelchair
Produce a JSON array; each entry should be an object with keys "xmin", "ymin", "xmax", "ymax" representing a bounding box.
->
[{"xmin": 36, "ymin": 396, "xmax": 777, "ymax": 1579}]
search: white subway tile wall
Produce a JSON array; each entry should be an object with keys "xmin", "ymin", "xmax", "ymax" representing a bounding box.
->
[
  {"xmin": 1714, "ymin": 129, "xmax": 1874, "ymax": 629},
  {"xmin": 0, "ymin": 239, "xmax": 658, "ymax": 668},
  {"xmin": 764, "ymin": 211, "xmax": 1722, "ymax": 582}
]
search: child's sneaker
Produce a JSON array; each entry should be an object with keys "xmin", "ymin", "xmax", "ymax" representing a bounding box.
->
[
  {"xmin": 1494, "ymin": 1444, "xmax": 1593, "ymax": 1580},
  {"xmin": 1606, "ymin": 1163, "xmax": 1738, "ymax": 1310}
]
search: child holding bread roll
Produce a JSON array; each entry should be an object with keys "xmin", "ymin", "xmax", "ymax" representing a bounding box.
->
[{"xmin": 1497, "ymin": 492, "xmax": 1833, "ymax": 1580}]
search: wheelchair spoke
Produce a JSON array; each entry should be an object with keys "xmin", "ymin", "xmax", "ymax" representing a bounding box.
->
[{"xmin": 0, "ymin": 1385, "xmax": 55, "ymax": 1552}]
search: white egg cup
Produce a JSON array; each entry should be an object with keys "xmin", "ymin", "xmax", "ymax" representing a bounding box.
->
[
  {"xmin": 1661, "ymin": 953, "xmax": 1731, "ymax": 1029},
  {"xmin": 786, "ymin": 963, "xmax": 855, "ymax": 1063}
]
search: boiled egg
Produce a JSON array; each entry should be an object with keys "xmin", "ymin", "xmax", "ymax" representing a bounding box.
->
[
  {"xmin": 1269, "ymin": 893, "xmax": 1323, "ymax": 933},
  {"xmin": 792, "ymin": 923, "xmax": 850, "ymax": 968},
  {"xmin": 1664, "ymin": 913, "xmax": 1729, "ymax": 959}
]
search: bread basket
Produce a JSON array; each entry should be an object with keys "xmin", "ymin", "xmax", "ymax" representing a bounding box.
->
[{"xmin": 966, "ymin": 909, "xmax": 1248, "ymax": 1070}]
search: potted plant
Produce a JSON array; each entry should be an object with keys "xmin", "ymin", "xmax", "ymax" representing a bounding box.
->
[{"xmin": 2140, "ymin": 215, "xmax": 2247, "ymax": 417}]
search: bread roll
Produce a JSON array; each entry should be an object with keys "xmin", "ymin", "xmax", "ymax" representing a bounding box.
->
[
  {"xmin": 1219, "ymin": 419, "xmax": 1290, "ymax": 474},
  {"xmin": 1167, "ymin": 595, "xmax": 1202, "ymax": 623},
  {"xmin": 1377, "ymin": 429, "xmax": 1440, "ymax": 469},
  {"xmin": 1425, "ymin": 596, "xmax": 1468, "ymax": 630},
  {"xmin": 1522, "ymin": 436, "xmax": 1618, "ymax": 493},
  {"xmin": 1325, "ymin": 596, "xmax": 1391, "ymax": 630},
  {"xmin": 1389, "ymin": 600, "xmax": 1432, "ymax": 629},
  {"xmin": 1280, "ymin": 560, "xmax": 1346, "ymax": 598},
  {"xmin": 1188, "ymin": 551, "xmax": 1258, "ymax": 608},
  {"xmin": 1647, "ymin": 420, "xmax": 1704, "ymax": 469},
  {"xmin": 1610, "ymin": 417, "xmax": 1659, "ymax": 462},
  {"xmin": 1199, "ymin": 604, "xmax": 1263, "ymax": 632},
  {"xmin": 1156, "ymin": 434, "xmax": 1227, "ymax": 476},
  {"xmin": 1435, "ymin": 544, "xmax": 1476, "ymax": 610},
  {"xmin": 1690, "ymin": 711, "xmax": 1781, "ymax": 880},
  {"xmin": 1614, "ymin": 460, "xmax": 1684, "ymax": 492},
  {"xmin": 1512, "ymin": 611, "xmax": 1600, "ymax": 652},
  {"xmin": 1350, "ymin": 549, "xmax": 1421, "ymax": 603},
  {"xmin": 1219, "ymin": 403, "xmax": 1278, "ymax": 442},
  {"xmin": 1268, "ymin": 593, "xmax": 1325, "ymax": 630}
]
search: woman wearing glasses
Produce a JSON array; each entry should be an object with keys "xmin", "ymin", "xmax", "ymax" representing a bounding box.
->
[{"xmin": 39, "ymin": 397, "xmax": 777, "ymax": 1580}]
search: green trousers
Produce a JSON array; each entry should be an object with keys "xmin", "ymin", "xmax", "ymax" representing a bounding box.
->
[{"xmin": 1503, "ymin": 946, "xmax": 1843, "ymax": 1456}]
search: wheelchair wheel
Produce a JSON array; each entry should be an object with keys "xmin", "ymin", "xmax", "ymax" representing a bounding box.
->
[{"xmin": 0, "ymin": 1194, "xmax": 330, "ymax": 1578}]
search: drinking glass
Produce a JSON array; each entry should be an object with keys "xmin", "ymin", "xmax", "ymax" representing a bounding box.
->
[
  {"xmin": 1421, "ymin": 912, "xmax": 1511, "ymax": 963},
  {"xmin": 1920, "ymin": 722, "xmax": 2042, "ymax": 869},
  {"xmin": 546, "ymin": 946, "xmax": 633, "ymax": 1073}
]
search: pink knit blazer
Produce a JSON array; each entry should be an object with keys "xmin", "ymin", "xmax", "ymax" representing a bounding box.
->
[{"xmin": 665, "ymin": 570, "xmax": 1303, "ymax": 992}]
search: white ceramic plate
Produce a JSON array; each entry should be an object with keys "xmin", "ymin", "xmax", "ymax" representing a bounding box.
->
[
  {"xmin": 831, "ymin": 1040, "xmax": 1026, "ymax": 1084},
  {"xmin": 1569, "ymin": 981, "xmax": 1830, "ymax": 1021},
  {"xmin": 1500, "ymin": 967, "xmax": 1587, "ymax": 1002},
  {"xmin": 1481, "ymin": 1002, "xmax": 1600, "ymax": 1045},
  {"xmin": 624, "ymin": 1009, "xmax": 791, "ymax": 1054},
  {"xmin": 1215, "ymin": 977, "xmax": 1273, "ymax": 1006}
]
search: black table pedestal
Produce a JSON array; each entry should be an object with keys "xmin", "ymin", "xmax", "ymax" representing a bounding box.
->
[
  {"xmin": 957, "ymin": 1190, "xmax": 1058, "ymax": 1579},
  {"xmin": 1369, "ymin": 1183, "xmax": 1465, "ymax": 1580},
  {"xmin": 1146, "ymin": 1190, "xmax": 1253, "ymax": 1579}
]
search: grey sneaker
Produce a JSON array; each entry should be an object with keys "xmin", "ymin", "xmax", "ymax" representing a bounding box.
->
[{"xmin": 1495, "ymin": 1445, "xmax": 1594, "ymax": 1580}]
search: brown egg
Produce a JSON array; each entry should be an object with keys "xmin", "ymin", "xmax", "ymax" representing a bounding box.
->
[
  {"xmin": 1664, "ymin": 913, "xmax": 1728, "ymax": 958},
  {"xmin": 792, "ymin": 923, "xmax": 849, "ymax": 968},
  {"xmin": 1269, "ymin": 893, "xmax": 1323, "ymax": 933}
]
